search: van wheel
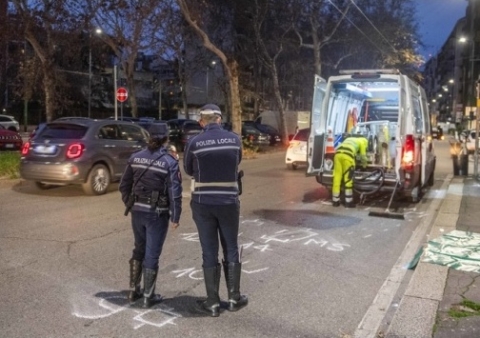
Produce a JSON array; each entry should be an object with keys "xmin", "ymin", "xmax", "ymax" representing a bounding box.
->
[
  {"xmin": 286, "ymin": 163, "xmax": 297, "ymax": 170},
  {"xmin": 427, "ymin": 161, "xmax": 435, "ymax": 187},
  {"xmin": 427, "ymin": 170, "xmax": 435, "ymax": 187},
  {"xmin": 82, "ymin": 164, "xmax": 110, "ymax": 195}
]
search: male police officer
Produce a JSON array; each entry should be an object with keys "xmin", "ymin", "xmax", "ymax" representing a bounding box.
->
[
  {"xmin": 119, "ymin": 135, "xmax": 182, "ymax": 308},
  {"xmin": 332, "ymin": 136, "xmax": 368, "ymax": 208},
  {"xmin": 184, "ymin": 104, "xmax": 248, "ymax": 317}
]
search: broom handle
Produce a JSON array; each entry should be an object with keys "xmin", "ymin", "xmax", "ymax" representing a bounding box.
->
[{"xmin": 386, "ymin": 180, "xmax": 399, "ymax": 212}]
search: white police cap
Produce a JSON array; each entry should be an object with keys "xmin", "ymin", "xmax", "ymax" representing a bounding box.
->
[{"xmin": 199, "ymin": 104, "xmax": 222, "ymax": 116}]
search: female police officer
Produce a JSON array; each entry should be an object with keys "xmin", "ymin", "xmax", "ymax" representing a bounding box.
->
[
  {"xmin": 184, "ymin": 104, "xmax": 248, "ymax": 317},
  {"xmin": 119, "ymin": 135, "xmax": 182, "ymax": 308}
]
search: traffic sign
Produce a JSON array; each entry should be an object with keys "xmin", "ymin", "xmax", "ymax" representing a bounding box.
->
[{"xmin": 116, "ymin": 87, "xmax": 128, "ymax": 102}]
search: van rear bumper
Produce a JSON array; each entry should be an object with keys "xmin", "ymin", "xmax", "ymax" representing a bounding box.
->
[{"xmin": 315, "ymin": 168, "xmax": 419, "ymax": 194}]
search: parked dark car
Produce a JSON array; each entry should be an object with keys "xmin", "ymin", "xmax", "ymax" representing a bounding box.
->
[
  {"xmin": 431, "ymin": 126, "xmax": 444, "ymax": 140},
  {"xmin": 20, "ymin": 119, "xmax": 149, "ymax": 195},
  {"xmin": 242, "ymin": 124, "xmax": 270, "ymax": 148},
  {"xmin": 0, "ymin": 124, "xmax": 23, "ymax": 151},
  {"xmin": 167, "ymin": 119, "xmax": 203, "ymax": 151},
  {"xmin": 138, "ymin": 120, "xmax": 169, "ymax": 140},
  {"xmin": 243, "ymin": 121, "xmax": 281, "ymax": 145}
]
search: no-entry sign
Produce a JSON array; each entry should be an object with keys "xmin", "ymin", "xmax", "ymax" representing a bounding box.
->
[{"xmin": 116, "ymin": 87, "xmax": 128, "ymax": 102}]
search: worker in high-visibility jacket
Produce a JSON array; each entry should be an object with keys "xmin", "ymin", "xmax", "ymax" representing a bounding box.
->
[{"xmin": 332, "ymin": 136, "xmax": 369, "ymax": 208}]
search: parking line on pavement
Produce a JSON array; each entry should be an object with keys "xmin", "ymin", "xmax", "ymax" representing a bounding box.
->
[{"xmin": 353, "ymin": 174, "xmax": 453, "ymax": 338}]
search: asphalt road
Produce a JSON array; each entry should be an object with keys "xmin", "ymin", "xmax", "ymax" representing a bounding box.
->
[{"xmin": 0, "ymin": 141, "xmax": 452, "ymax": 338}]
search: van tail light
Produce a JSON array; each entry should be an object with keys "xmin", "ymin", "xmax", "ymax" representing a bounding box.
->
[
  {"xmin": 402, "ymin": 134, "xmax": 414, "ymax": 170},
  {"xmin": 66, "ymin": 143, "xmax": 85, "ymax": 159},
  {"xmin": 21, "ymin": 141, "xmax": 30, "ymax": 155}
]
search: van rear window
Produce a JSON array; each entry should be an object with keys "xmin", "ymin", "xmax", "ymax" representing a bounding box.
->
[{"xmin": 327, "ymin": 80, "xmax": 399, "ymax": 136}]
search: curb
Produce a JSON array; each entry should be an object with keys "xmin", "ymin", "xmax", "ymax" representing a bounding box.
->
[{"xmin": 384, "ymin": 174, "xmax": 462, "ymax": 338}]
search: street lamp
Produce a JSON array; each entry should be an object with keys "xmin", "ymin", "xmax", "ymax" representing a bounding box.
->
[
  {"xmin": 206, "ymin": 60, "xmax": 217, "ymax": 101},
  {"xmin": 88, "ymin": 28, "xmax": 102, "ymax": 118}
]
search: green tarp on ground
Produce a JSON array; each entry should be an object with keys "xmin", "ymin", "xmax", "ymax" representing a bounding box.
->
[{"xmin": 422, "ymin": 230, "xmax": 480, "ymax": 273}]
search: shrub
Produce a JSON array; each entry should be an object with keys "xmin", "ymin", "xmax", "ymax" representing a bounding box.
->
[{"xmin": 0, "ymin": 152, "xmax": 21, "ymax": 179}]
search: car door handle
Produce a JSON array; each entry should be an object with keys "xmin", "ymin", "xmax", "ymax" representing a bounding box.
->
[{"xmin": 104, "ymin": 145, "xmax": 116, "ymax": 148}]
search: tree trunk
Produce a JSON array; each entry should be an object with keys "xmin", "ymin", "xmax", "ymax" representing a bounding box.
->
[
  {"xmin": 43, "ymin": 64, "xmax": 56, "ymax": 122},
  {"xmin": 125, "ymin": 60, "xmax": 138, "ymax": 118},
  {"xmin": 227, "ymin": 59, "xmax": 241, "ymax": 135},
  {"xmin": 270, "ymin": 64, "xmax": 289, "ymax": 145}
]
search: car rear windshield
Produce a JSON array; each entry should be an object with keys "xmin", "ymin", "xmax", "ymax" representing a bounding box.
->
[
  {"xmin": 294, "ymin": 128, "xmax": 310, "ymax": 141},
  {"xmin": 184, "ymin": 123, "xmax": 202, "ymax": 132},
  {"xmin": 38, "ymin": 124, "xmax": 88, "ymax": 139},
  {"xmin": 148, "ymin": 124, "xmax": 168, "ymax": 134}
]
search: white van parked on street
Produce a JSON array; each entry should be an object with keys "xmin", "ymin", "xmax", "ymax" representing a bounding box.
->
[{"xmin": 307, "ymin": 69, "xmax": 436, "ymax": 202}]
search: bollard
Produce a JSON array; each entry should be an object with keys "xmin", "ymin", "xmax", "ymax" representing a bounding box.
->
[
  {"xmin": 459, "ymin": 154, "xmax": 469, "ymax": 176},
  {"xmin": 452, "ymin": 155, "xmax": 460, "ymax": 176}
]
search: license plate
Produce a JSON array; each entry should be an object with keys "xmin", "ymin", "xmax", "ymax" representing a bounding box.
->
[
  {"xmin": 34, "ymin": 145, "xmax": 56, "ymax": 154},
  {"xmin": 5, "ymin": 144, "xmax": 14, "ymax": 149}
]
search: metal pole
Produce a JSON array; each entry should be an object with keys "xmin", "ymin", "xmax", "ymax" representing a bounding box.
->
[
  {"xmin": 473, "ymin": 0, "xmax": 479, "ymax": 179},
  {"xmin": 158, "ymin": 79, "xmax": 162, "ymax": 120},
  {"xmin": 114, "ymin": 64, "xmax": 118, "ymax": 120},
  {"xmin": 475, "ymin": 80, "xmax": 480, "ymax": 179},
  {"xmin": 88, "ymin": 34, "xmax": 92, "ymax": 118},
  {"xmin": 206, "ymin": 67, "xmax": 209, "ymax": 102}
]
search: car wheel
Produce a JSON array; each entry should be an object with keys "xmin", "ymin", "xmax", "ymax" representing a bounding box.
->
[
  {"xmin": 35, "ymin": 182, "xmax": 53, "ymax": 190},
  {"xmin": 82, "ymin": 164, "xmax": 110, "ymax": 195},
  {"xmin": 8, "ymin": 126, "xmax": 17, "ymax": 132}
]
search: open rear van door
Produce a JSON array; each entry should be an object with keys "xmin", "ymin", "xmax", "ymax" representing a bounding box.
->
[{"xmin": 307, "ymin": 75, "xmax": 327, "ymax": 176}]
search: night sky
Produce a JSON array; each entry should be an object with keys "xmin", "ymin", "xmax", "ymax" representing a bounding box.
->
[{"xmin": 416, "ymin": 0, "xmax": 468, "ymax": 60}]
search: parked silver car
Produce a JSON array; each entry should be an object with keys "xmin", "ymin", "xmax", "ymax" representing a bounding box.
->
[
  {"xmin": 20, "ymin": 119, "xmax": 149, "ymax": 195},
  {"xmin": 0, "ymin": 114, "xmax": 20, "ymax": 132}
]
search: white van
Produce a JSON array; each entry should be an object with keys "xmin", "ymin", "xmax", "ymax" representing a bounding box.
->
[{"xmin": 307, "ymin": 69, "xmax": 436, "ymax": 202}]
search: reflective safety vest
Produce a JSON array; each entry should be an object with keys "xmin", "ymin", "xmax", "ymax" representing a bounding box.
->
[{"xmin": 335, "ymin": 137, "xmax": 368, "ymax": 161}]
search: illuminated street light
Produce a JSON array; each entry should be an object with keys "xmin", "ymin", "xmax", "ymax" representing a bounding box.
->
[
  {"xmin": 206, "ymin": 60, "xmax": 217, "ymax": 101},
  {"xmin": 88, "ymin": 28, "xmax": 102, "ymax": 118}
]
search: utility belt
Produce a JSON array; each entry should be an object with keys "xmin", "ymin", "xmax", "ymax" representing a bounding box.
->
[
  {"xmin": 135, "ymin": 191, "xmax": 169, "ymax": 208},
  {"xmin": 335, "ymin": 146, "xmax": 355, "ymax": 159}
]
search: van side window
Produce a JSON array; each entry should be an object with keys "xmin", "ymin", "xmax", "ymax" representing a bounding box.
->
[{"xmin": 412, "ymin": 97, "xmax": 424, "ymax": 134}]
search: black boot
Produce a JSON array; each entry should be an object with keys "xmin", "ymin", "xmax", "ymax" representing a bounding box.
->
[
  {"xmin": 198, "ymin": 264, "xmax": 221, "ymax": 317},
  {"xmin": 223, "ymin": 261, "xmax": 248, "ymax": 312},
  {"xmin": 128, "ymin": 259, "xmax": 142, "ymax": 302},
  {"xmin": 345, "ymin": 201, "xmax": 356, "ymax": 208},
  {"xmin": 142, "ymin": 268, "xmax": 158, "ymax": 308}
]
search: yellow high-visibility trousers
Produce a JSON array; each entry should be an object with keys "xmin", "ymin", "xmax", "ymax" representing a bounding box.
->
[{"xmin": 332, "ymin": 153, "xmax": 355, "ymax": 203}]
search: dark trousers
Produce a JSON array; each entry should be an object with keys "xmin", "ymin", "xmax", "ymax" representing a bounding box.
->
[
  {"xmin": 131, "ymin": 210, "xmax": 169, "ymax": 270},
  {"xmin": 191, "ymin": 200, "xmax": 240, "ymax": 268}
]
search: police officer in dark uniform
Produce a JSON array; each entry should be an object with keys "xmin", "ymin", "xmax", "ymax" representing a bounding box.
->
[
  {"xmin": 184, "ymin": 104, "xmax": 248, "ymax": 317},
  {"xmin": 119, "ymin": 135, "xmax": 182, "ymax": 308}
]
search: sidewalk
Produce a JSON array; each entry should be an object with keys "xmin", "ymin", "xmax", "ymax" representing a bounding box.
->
[{"xmin": 385, "ymin": 161, "xmax": 480, "ymax": 338}]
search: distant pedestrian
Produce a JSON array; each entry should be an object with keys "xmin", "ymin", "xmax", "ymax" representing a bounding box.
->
[
  {"xmin": 119, "ymin": 135, "xmax": 182, "ymax": 308},
  {"xmin": 184, "ymin": 104, "xmax": 248, "ymax": 317},
  {"xmin": 332, "ymin": 135, "xmax": 368, "ymax": 207}
]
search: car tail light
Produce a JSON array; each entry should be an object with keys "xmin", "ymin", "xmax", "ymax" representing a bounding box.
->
[
  {"xmin": 249, "ymin": 135, "xmax": 254, "ymax": 141},
  {"xmin": 21, "ymin": 142, "xmax": 30, "ymax": 155},
  {"xmin": 66, "ymin": 143, "xmax": 84, "ymax": 159},
  {"xmin": 402, "ymin": 134, "xmax": 414, "ymax": 170}
]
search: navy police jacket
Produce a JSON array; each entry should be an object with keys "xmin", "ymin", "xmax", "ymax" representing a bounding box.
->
[
  {"xmin": 184, "ymin": 123, "xmax": 242, "ymax": 205},
  {"xmin": 119, "ymin": 146, "xmax": 182, "ymax": 223}
]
